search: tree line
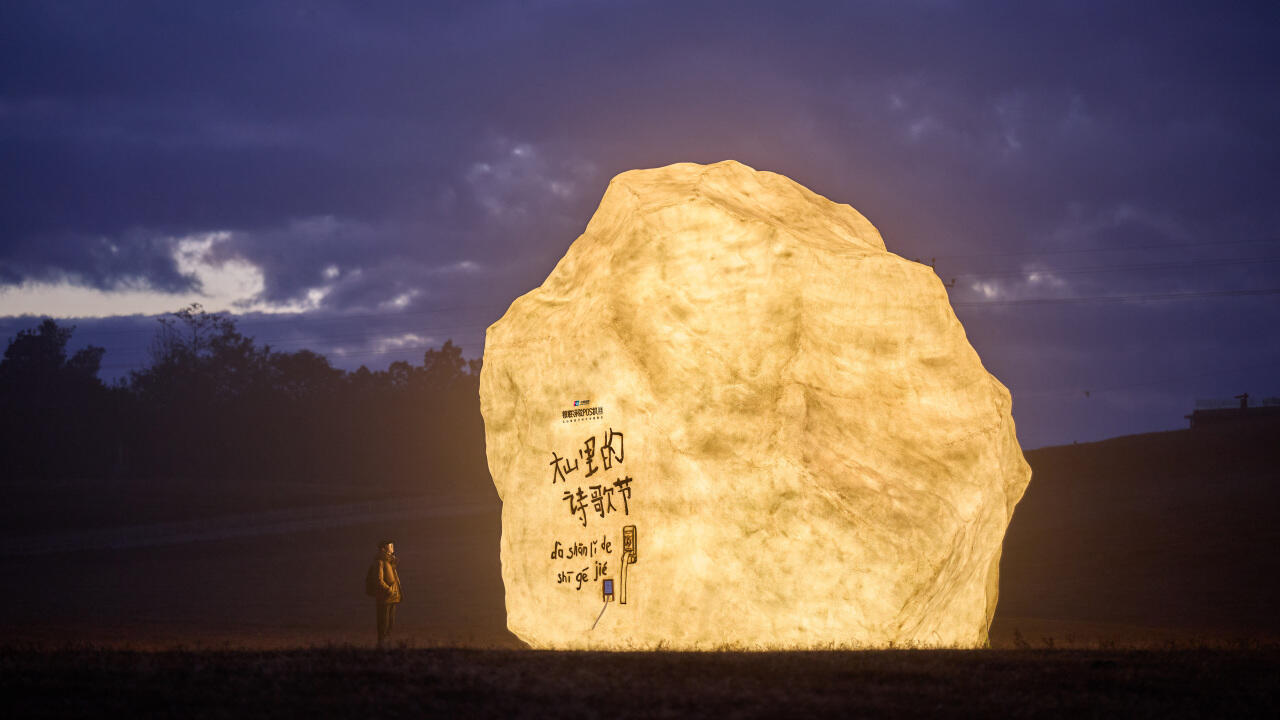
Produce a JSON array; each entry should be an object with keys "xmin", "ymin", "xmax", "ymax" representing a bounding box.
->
[{"xmin": 0, "ymin": 305, "xmax": 490, "ymax": 497}]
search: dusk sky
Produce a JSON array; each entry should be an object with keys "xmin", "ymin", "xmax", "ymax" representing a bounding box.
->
[{"xmin": 2, "ymin": 1, "xmax": 1278, "ymax": 448}]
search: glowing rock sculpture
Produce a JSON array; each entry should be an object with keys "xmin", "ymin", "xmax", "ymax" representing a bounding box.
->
[{"xmin": 479, "ymin": 160, "xmax": 1030, "ymax": 649}]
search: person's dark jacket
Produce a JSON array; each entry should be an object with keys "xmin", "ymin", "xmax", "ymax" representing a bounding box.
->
[{"xmin": 374, "ymin": 549, "xmax": 403, "ymax": 604}]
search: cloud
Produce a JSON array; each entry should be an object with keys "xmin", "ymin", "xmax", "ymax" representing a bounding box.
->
[
  {"xmin": 961, "ymin": 268, "xmax": 1070, "ymax": 304},
  {"xmin": 1038, "ymin": 203, "xmax": 1194, "ymax": 250},
  {"xmin": 340, "ymin": 332, "xmax": 435, "ymax": 357},
  {"xmin": 1024, "ymin": 270, "xmax": 1067, "ymax": 289},
  {"xmin": 2, "ymin": 0, "xmax": 1279, "ymax": 446},
  {"xmin": 464, "ymin": 137, "xmax": 598, "ymax": 221},
  {"xmin": 0, "ymin": 231, "xmax": 324, "ymax": 317}
]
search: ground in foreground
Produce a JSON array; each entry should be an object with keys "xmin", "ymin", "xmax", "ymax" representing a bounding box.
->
[{"xmin": 3, "ymin": 645, "xmax": 1277, "ymax": 718}]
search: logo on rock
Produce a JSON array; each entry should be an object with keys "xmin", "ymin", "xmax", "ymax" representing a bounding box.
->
[{"xmin": 562, "ymin": 400, "xmax": 604, "ymax": 423}]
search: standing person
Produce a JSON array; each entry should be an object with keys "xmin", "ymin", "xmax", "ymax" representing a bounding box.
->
[{"xmin": 370, "ymin": 539, "xmax": 402, "ymax": 648}]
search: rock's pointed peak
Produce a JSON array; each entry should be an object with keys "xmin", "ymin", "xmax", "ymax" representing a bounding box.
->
[{"xmin": 596, "ymin": 160, "xmax": 886, "ymax": 252}]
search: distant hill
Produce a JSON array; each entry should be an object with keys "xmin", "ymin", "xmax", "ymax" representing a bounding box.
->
[{"xmin": 994, "ymin": 424, "xmax": 1280, "ymax": 643}]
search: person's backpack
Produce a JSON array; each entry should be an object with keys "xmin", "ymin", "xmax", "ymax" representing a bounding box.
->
[{"xmin": 365, "ymin": 561, "xmax": 382, "ymax": 597}]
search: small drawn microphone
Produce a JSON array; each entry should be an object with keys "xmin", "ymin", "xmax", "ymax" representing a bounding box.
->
[{"xmin": 620, "ymin": 524, "xmax": 637, "ymax": 604}]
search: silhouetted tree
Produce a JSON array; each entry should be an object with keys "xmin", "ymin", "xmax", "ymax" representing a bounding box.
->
[
  {"xmin": 0, "ymin": 319, "xmax": 109, "ymax": 478},
  {"xmin": 1, "ymin": 307, "xmax": 494, "ymax": 500},
  {"xmin": 125, "ymin": 302, "xmax": 272, "ymax": 476},
  {"xmin": 0, "ymin": 319, "xmax": 105, "ymax": 391}
]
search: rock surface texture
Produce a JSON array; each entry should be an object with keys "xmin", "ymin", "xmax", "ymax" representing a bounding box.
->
[{"xmin": 480, "ymin": 160, "xmax": 1030, "ymax": 649}]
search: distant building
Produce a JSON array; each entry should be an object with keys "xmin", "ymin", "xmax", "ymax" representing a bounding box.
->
[{"xmin": 1185, "ymin": 393, "xmax": 1280, "ymax": 430}]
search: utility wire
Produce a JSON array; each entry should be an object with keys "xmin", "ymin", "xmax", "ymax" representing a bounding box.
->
[
  {"xmin": 948, "ymin": 255, "xmax": 1280, "ymax": 280},
  {"xmin": 932, "ymin": 236, "xmax": 1280, "ymax": 260},
  {"xmin": 9, "ymin": 237, "xmax": 1280, "ymax": 374},
  {"xmin": 10, "ymin": 241, "xmax": 1279, "ymax": 343},
  {"xmin": 79, "ymin": 322, "xmax": 494, "ymax": 369},
  {"xmin": 93, "ymin": 338, "xmax": 488, "ymax": 372},
  {"xmin": 15, "ymin": 302, "xmax": 510, "ymax": 338},
  {"xmin": 62, "ymin": 284, "xmax": 1280, "ymax": 370},
  {"xmin": 193, "ymin": 322, "xmax": 492, "ymax": 349},
  {"xmin": 952, "ymin": 287, "xmax": 1280, "ymax": 307},
  {"xmin": 1018, "ymin": 359, "xmax": 1280, "ymax": 399}
]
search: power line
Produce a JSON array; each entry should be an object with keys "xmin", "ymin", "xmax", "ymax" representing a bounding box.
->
[
  {"xmin": 36, "ymin": 304, "xmax": 501, "ymax": 372},
  {"xmin": 6, "ymin": 237, "xmax": 1280, "ymax": 375},
  {"xmin": 90, "ymin": 319, "xmax": 494, "ymax": 349},
  {"xmin": 6, "ymin": 302, "xmax": 510, "ymax": 339},
  {"xmin": 93, "ymin": 338, "xmax": 489, "ymax": 372},
  {"xmin": 948, "ymin": 255, "xmax": 1280, "ymax": 280},
  {"xmin": 952, "ymin": 287, "xmax": 1280, "ymax": 307},
  {"xmin": 8, "ymin": 238, "xmax": 1279, "ymax": 344},
  {"xmin": 1018, "ymin": 359, "xmax": 1280, "ymax": 399},
  {"xmin": 55, "ymin": 284, "xmax": 1280, "ymax": 369},
  {"xmin": 932, "ymin": 236, "xmax": 1280, "ymax": 261},
  {"xmin": 209, "ymin": 322, "xmax": 492, "ymax": 349}
]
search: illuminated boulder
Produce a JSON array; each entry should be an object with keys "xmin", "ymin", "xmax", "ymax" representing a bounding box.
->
[{"xmin": 479, "ymin": 160, "xmax": 1030, "ymax": 649}]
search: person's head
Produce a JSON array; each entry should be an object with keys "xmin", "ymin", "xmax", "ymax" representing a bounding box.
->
[{"xmin": 378, "ymin": 539, "xmax": 395, "ymax": 554}]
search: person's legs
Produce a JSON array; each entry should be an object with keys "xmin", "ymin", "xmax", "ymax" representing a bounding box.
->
[
  {"xmin": 386, "ymin": 603, "xmax": 396, "ymax": 643},
  {"xmin": 376, "ymin": 602, "xmax": 391, "ymax": 647}
]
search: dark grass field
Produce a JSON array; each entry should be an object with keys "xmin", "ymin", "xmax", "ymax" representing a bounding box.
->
[
  {"xmin": 3, "ymin": 425, "xmax": 1276, "ymax": 651},
  {"xmin": 2, "ymin": 426, "xmax": 1278, "ymax": 715},
  {"xmin": 3, "ymin": 645, "xmax": 1278, "ymax": 718}
]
